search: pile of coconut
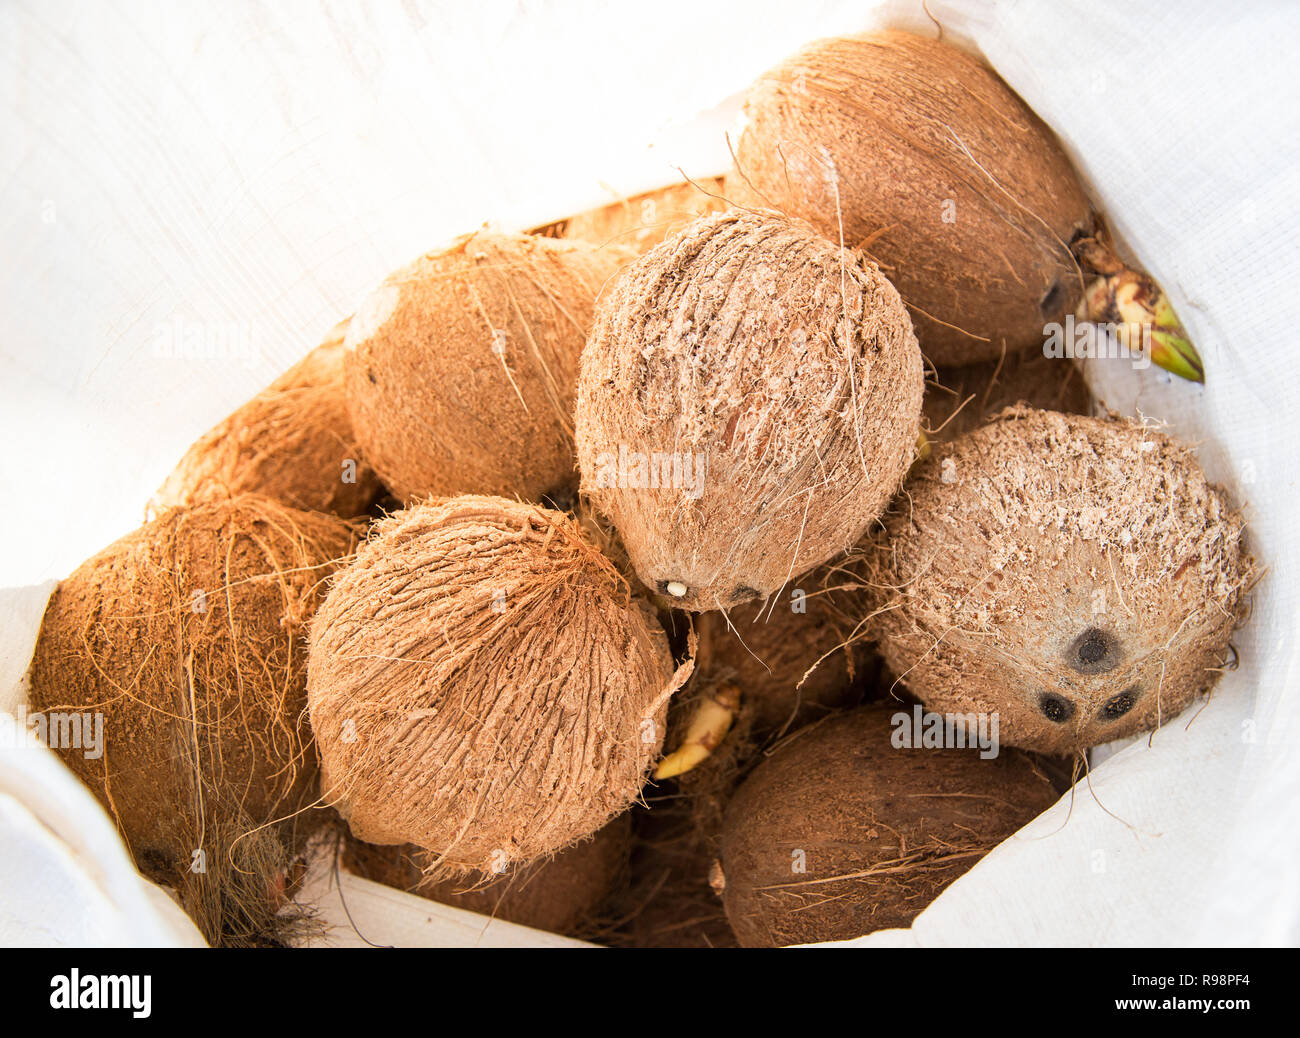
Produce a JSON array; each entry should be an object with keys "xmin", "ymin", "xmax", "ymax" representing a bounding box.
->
[{"xmin": 29, "ymin": 30, "xmax": 1255, "ymax": 948}]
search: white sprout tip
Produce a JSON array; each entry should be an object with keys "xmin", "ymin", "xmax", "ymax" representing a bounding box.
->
[{"xmin": 665, "ymin": 581, "xmax": 688, "ymax": 598}]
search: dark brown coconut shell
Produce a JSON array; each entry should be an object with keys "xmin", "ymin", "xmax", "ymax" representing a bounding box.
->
[
  {"xmin": 536, "ymin": 177, "xmax": 731, "ymax": 255},
  {"xmin": 694, "ymin": 573, "xmax": 876, "ymax": 736},
  {"xmin": 151, "ymin": 318, "xmax": 384, "ymax": 518},
  {"xmin": 28, "ymin": 496, "xmax": 358, "ymax": 945},
  {"xmin": 923, "ymin": 348, "xmax": 1091, "ymax": 444},
  {"xmin": 731, "ymin": 31, "xmax": 1093, "ymax": 366},
  {"xmin": 344, "ymin": 233, "xmax": 632, "ymax": 504},
  {"xmin": 720, "ymin": 704, "xmax": 1059, "ymax": 947},
  {"xmin": 307, "ymin": 495, "xmax": 692, "ymax": 873},
  {"xmin": 863, "ymin": 407, "xmax": 1255, "ymax": 754},
  {"xmin": 343, "ymin": 813, "xmax": 631, "ymax": 939},
  {"xmin": 575, "ymin": 209, "xmax": 923, "ymax": 612}
]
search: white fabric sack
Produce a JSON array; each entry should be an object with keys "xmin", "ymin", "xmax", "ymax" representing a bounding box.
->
[{"xmin": 1, "ymin": 0, "xmax": 1296, "ymax": 946}]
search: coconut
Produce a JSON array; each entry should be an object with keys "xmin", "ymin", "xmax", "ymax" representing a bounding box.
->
[
  {"xmin": 343, "ymin": 813, "xmax": 631, "ymax": 938},
  {"xmin": 615, "ymin": 794, "xmax": 738, "ymax": 949},
  {"xmin": 151, "ymin": 318, "xmax": 384, "ymax": 518},
  {"xmin": 344, "ymin": 233, "xmax": 632, "ymax": 504},
  {"xmin": 575, "ymin": 209, "xmax": 923, "ymax": 612},
  {"xmin": 863, "ymin": 407, "xmax": 1256, "ymax": 754},
  {"xmin": 538, "ymin": 177, "xmax": 731, "ymax": 255},
  {"xmin": 27, "ymin": 496, "xmax": 357, "ymax": 945},
  {"xmin": 923, "ymin": 348, "xmax": 1091, "ymax": 444},
  {"xmin": 694, "ymin": 571, "xmax": 876, "ymax": 736},
  {"xmin": 720, "ymin": 704, "xmax": 1060, "ymax": 947},
  {"xmin": 731, "ymin": 31, "xmax": 1094, "ymax": 366},
  {"xmin": 307, "ymin": 495, "xmax": 691, "ymax": 873}
]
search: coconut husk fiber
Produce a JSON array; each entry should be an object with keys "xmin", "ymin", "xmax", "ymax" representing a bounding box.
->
[
  {"xmin": 307, "ymin": 495, "xmax": 693, "ymax": 875},
  {"xmin": 731, "ymin": 31, "xmax": 1094, "ymax": 366},
  {"xmin": 27, "ymin": 495, "xmax": 358, "ymax": 946},
  {"xmin": 533, "ymin": 176, "xmax": 731, "ymax": 255},
  {"xmin": 575, "ymin": 209, "xmax": 924, "ymax": 612},
  {"xmin": 344, "ymin": 232, "xmax": 633, "ymax": 504},
  {"xmin": 861, "ymin": 407, "xmax": 1257, "ymax": 755},
  {"xmin": 151, "ymin": 317, "xmax": 384, "ymax": 518},
  {"xmin": 341, "ymin": 812, "xmax": 632, "ymax": 940},
  {"xmin": 923, "ymin": 348, "xmax": 1091, "ymax": 445},
  {"xmin": 615, "ymin": 579, "xmax": 883, "ymax": 948},
  {"xmin": 695, "ymin": 572, "xmax": 879, "ymax": 737},
  {"xmin": 719, "ymin": 704, "xmax": 1060, "ymax": 947}
]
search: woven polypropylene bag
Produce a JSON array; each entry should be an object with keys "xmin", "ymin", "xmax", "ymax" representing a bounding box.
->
[{"xmin": 1, "ymin": 0, "xmax": 1296, "ymax": 947}]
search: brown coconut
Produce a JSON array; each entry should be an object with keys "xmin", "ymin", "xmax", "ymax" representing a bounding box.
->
[
  {"xmin": 28, "ymin": 496, "xmax": 358, "ymax": 945},
  {"xmin": 535, "ymin": 177, "xmax": 731, "ymax": 255},
  {"xmin": 151, "ymin": 318, "xmax": 384, "ymax": 518},
  {"xmin": 731, "ymin": 31, "xmax": 1093, "ymax": 365},
  {"xmin": 923, "ymin": 348, "xmax": 1091, "ymax": 444},
  {"xmin": 343, "ymin": 813, "xmax": 631, "ymax": 939},
  {"xmin": 720, "ymin": 704, "xmax": 1060, "ymax": 947},
  {"xmin": 694, "ymin": 571, "xmax": 877, "ymax": 736},
  {"xmin": 863, "ymin": 407, "xmax": 1255, "ymax": 755},
  {"xmin": 307, "ymin": 495, "xmax": 691, "ymax": 873},
  {"xmin": 344, "ymin": 233, "xmax": 632, "ymax": 504},
  {"xmin": 575, "ymin": 209, "xmax": 923, "ymax": 612}
]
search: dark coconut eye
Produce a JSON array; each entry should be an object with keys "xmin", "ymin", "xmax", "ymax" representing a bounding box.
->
[
  {"xmin": 1100, "ymin": 687, "xmax": 1139, "ymax": 720},
  {"xmin": 1068, "ymin": 627, "xmax": 1119, "ymax": 675},
  {"xmin": 1039, "ymin": 693, "xmax": 1075, "ymax": 723},
  {"xmin": 1039, "ymin": 277, "xmax": 1067, "ymax": 318}
]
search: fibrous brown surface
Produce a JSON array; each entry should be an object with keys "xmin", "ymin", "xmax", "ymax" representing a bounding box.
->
[
  {"xmin": 28, "ymin": 496, "xmax": 358, "ymax": 945},
  {"xmin": 344, "ymin": 233, "xmax": 632, "ymax": 504},
  {"xmin": 576, "ymin": 209, "xmax": 923, "ymax": 612},
  {"xmin": 342, "ymin": 812, "xmax": 632, "ymax": 939},
  {"xmin": 732, "ymin": 31, "xmax": 1093, "ymax": 365},
  {"xmin": 720, "ymin": 704, "xmax": 1059, "ymax": 947},
  {"xmin": 863, "ymin": 407, "xmax": 1255, "ymax": 753},
  {"xmin": 538, "ymin": 177, "xmax": 731, "ymax": 255},
  {"xmin": 923, "ymin": 348, "xmax": 1091, "ymax": 444},
  {"xmin": 151, "ymin": 318, "xmax": 384, "ymax": 518},
  {"xmin": 307, "ymin": 495, "xmax": 691, "ymax": 873},
  {"xmin": 694, "ymin": 572, "xmax": 876, "ymax": 736}
]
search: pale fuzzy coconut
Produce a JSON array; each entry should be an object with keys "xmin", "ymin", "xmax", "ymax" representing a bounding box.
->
[
  {"xmin": 575, "ymin": 209, "xmax": 923, "ymax": 612},
  {"xmin": 151, "ymin": 318, "xmax": 384, "ymax": 518},
  {"xmin": 344, "ymin": 233, "xmax": 631, "ymax": 504},
  {"xmin": 731, "ymin": 31, "xmax": 1093, "ymax": 366},
  {"xmin": 863, "ymin": 407, "xmax": 1256, "ymax": 754},
  {"xmin": 307, "ymin": 495, "xmax": 691, "ymax": 873}
]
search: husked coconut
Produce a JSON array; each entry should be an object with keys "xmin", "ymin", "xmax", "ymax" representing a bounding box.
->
[
  {"xmin": 576, "ymin": 209, "xmax": 923, "ymax": 612},
  {"xmin": 732, "ymin": 31, "xmax": 1093, "ymax": 365},
  {"xmin": 863, "ymin": 407, "xmax": 1256, "ymax": 754},
  {"xmin": 307, "ymin": 495, "xmax": 691, "ymax": 873},
  {"xmin": 28, "ymin": 496, "xmax": 357, "ymax": 945},
  {"xmin": 151, "ymin": 318, "xmax": 384, "ymax": 518},
  {"xmin": 345, "ymin": 233, "xmax": 631, "ymax": 503}
]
